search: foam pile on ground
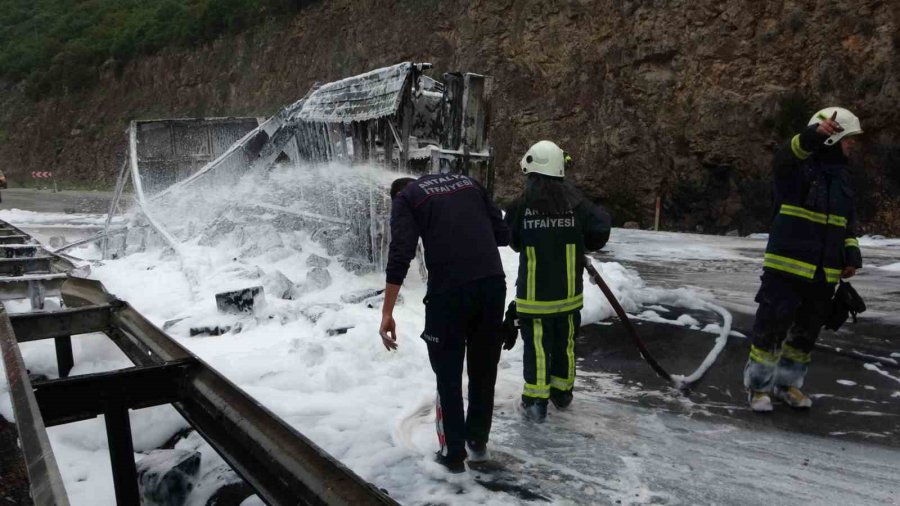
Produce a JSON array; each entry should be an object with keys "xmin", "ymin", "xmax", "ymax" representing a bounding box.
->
[
  {"xmin": 0, "ymin": 164, "xmax": 747, "ymax": 505},
  {"xmin": 859, "ymin": 235, "xmax": 900, "ymax": 248},
  {"xmin": 0, "ymin": 209, "xmax": 116, "ymax": 227}
]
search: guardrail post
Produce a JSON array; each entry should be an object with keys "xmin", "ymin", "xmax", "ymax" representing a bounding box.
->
[
  {"xmin": 28, "ymin": 279, "xmax": 45, "ymax": 310},
  {"xmin": 54, "ymin": 336, "xmax": 73, "ymax": 378},
  {"xmin": 104, "ymin": 403, "xmax": 140, "ymax": 506}
]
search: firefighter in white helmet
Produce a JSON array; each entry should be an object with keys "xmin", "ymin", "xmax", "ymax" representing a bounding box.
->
[
  {"xmin": 744, "ymin": 107, "xmax": 864, "ymax": 412},
  {"xmin": 503, "ymin": 140, "xmax": 611, "ymax": 422}
]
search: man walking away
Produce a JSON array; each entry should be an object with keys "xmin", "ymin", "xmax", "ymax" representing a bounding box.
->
[
  {"xmin": 505, "ymin": 141, "xmax": 611, "ymax": 423},
  {"xmin": 379, "ymin": 174, "xmax": 509, "ymax": 472},
  {"xmin": 745, "ymin": 107, "xmax": 863, "ymax": 412}
]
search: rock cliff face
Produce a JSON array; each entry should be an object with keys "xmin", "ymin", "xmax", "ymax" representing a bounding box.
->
[{"xmin": 1, "ymin": 0, "xmax": 898, "ymax": 234}]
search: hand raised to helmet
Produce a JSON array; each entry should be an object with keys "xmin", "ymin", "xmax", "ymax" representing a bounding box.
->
[{"xmin": 816, "ymin": 110, "xmax": 844, "ymax": 138}]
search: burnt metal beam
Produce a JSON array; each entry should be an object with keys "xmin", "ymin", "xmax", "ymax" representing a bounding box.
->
[
  {"xmin": 55, "ymin": 336, "xmax": 74, "ymax": 378},
  {"xmin": 104, "ymin": 403, "xmax": 140, "ymax": 506},
  {"xmin": 63, "ymin": 277, "xmax": 398, "ymax": 506},
  {"xmin": 105, "ymin": 325, "xmax": 164, "ymax": 367},
  {"xmin": 10, "ymin": 304, "xmax": 112, "ymax": 342},
  {"xmin": 176, "ymin": 369, "xmax": 397, "ymax": 506},
  {"xmin": 0, "ymin": 244, "xmax": 41, "ymax": 258},
  {"xmin": 0, "ymin": 257, "xmax": 53, "ymax": 276},
  {"xmin": 0, "ymin": 274, "xmax": 67, "ymax": 304},
  {"xmin": 0, "ymin": 307, "xmax": 70, "ymax": 506},
  {"xmin": 55, "ymin": 229, "xmax": 125, "ymax": 255},
  {"xmin": 248, "ymin": 202, "xmax": 351, "ymax": 226},
  {"xmin": 399, "ymin": 81, "xmax": 412, "ymax": 171},
  {"xmin": 461, "ymin": 73, "xmax": 486, "ymax": 152},
  {"xmin": 0, "ymin": 235, "xmax": 29, "ymax": 244},
  {"xmin": 64, "ymin": 278, "xmax": 192, "ymax": 365},
  {"xmin": 441, "ymin": 72, "xmax": 464, "ymax": 151},
  {"xmin": 32, "ymin": 359, "xmax": 195, "ymax": 427}
]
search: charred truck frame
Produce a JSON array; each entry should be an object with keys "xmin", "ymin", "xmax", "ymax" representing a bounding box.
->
[{"xmin": 95, "ymin": 62, "xmax": 494, "ymax": 272}]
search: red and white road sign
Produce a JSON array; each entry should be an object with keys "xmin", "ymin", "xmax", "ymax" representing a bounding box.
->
[{"xmin": 31, "ymin": 171, "xmax": 53, "ymax": 178}]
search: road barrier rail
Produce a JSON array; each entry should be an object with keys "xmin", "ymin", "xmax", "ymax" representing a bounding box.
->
[{"xmin": 0, "ymin": 220, "xmax": 397, "ymax": 506}]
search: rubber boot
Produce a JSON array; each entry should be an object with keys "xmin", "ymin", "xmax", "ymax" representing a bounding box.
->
[
  {"xmin": 773, "ymin": 385, "xmax": 813, "ymax": 409},
  {"xmin": 549, "ymin": 389, "xmax": 573, "ymax": 409},
  {"xmin": 748, "ymin": 391, "xmax": 773, "ymax": 412},
  {"xmin": 522, "ymin": 400, "xmax": 548, "ymax": 423}
]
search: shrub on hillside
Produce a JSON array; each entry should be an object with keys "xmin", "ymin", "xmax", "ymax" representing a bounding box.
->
[{"xmin": 0, "ymin": 0, "xmax": 312, "ymax": 98}]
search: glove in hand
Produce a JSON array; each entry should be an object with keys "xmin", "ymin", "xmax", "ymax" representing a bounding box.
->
[{"xmin": 501, "ymin": 301, "xmax": 519, "ymax": 350}]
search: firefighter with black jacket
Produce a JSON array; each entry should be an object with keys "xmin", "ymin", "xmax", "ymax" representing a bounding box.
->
[
  {"xmin": 504, "ymin": 141, "xmax": 612, "ymax": 422},
  {"xmin": 745, "ymin": 107, "xmax": 863, "ymax": 412},
  {"xmin": 380, "ymin": 174, "xmax": 509, "ymax": 473}
]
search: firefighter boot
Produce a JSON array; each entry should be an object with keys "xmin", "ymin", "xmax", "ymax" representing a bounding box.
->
[
  {"xmin": 549, "ymin": 389, "xmax": 573, "ymax": 409},
  {"xmin": 748, "ymin": 391, "xmax": 774, "ymax": 412},
  {"xmin": 773, "ymin": 385, "xmax": 813, "ymax": 409},
  {"xmin": 521, "ymin": 399, "xmax": 548, "ymax": 423}
]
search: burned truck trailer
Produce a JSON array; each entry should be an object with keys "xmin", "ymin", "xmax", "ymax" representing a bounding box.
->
[
  {"xmin": 131, "ymin": 117, "xmax": 263, "ymax": 196},
  {"xmin": 99, "ymin": 62, "xmax": 494, "ymax": 271}
]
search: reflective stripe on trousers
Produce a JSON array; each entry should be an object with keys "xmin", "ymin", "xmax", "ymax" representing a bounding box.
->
[{"xmin": 522, "ymin": 313, "xmax": 579, "ymax": 399}]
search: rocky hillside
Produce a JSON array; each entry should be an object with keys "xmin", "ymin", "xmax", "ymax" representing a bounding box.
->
[{"xmin": 1, "ymin": 0, "xmax": 898, "ymax": 234}]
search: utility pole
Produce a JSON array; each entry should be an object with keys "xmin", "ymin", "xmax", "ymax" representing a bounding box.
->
[{"xmin": 654, "ymin": 195, "xmax": 661, "ymax": 231}]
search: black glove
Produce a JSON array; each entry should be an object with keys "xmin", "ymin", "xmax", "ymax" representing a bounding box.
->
[
  {"xmin": 825, "ymin": 281, "xmax": 867, "ymax": 331},
  {"xmin": 501, "ymin": 301, "xmax": 519, "ymax": 350}
]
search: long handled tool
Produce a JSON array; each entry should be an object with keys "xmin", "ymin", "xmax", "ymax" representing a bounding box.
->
[{"xmin": 584, "ymin": 256, "xmax": 678, "ymax": 387}]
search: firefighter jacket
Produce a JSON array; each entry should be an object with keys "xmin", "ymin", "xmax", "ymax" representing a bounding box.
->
[
  {"xmin": 386, "ymin": 174, "xmax": 509, "ymax": 294},
  {"xmin": 763, "ymin": 124, "xmax": 863, "ymax": 284},
  {"xmin": 505, "ymin": 197, "xmax": 611, "ymax": 317}
]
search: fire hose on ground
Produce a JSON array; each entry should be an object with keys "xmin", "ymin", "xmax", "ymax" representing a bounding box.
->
[
  {"xmin": 582, "ymin": 257, "xmax": 679, "ymax": 388},
  {"xmin": 583, "ymin": 256, "xmax": 738, "ymax": 393}
]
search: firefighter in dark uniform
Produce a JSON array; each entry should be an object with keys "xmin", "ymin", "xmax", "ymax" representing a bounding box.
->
[
  {"xmin": 745, "ymin": 107, "xmax": 864, "ymax": 412},
  {"xmin": 504, "ymin": 141, "xmax": 611, "ymax": 422},
  {"xmin": 380, "ymin": 174, "xmax": 509, "ymax": 472}
]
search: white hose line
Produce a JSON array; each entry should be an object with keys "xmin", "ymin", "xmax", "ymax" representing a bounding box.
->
[{"xmin": 671, "ymin": 301, "xmax": 733, "ymax": 387}]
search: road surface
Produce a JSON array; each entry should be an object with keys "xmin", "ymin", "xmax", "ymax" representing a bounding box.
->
[
  {"xmin": 0, "ymin": 188, "xmax": 121, "ymax": 214},
  {"xmin": 1, "ymin": 197, "xmax": 898, "ymax": 505}
]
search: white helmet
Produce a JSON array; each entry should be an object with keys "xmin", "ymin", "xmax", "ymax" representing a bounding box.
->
[
  {"xmin": 520, "ymin": 140, "xmax": 565, "ymax": 178},
  {"xmin": 808, "ymin": 107, "xmax": 863, "ymax": 146}
]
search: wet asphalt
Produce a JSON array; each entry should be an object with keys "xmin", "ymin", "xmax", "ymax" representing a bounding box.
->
[{"xmin": 0, "ymin": 188, "xmax": 119, "ymax": 214}]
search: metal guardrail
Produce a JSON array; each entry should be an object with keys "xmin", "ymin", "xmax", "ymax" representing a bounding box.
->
[
  {"xmin": 0, "ymin": 221, "xmax": 72, "ymax": 505},
  {"xmin": 0, "ymin": 308, "xmax": 70, "ymax": 506},
  {"xmin": 0, "ymin": 257, "xmax": 54, "ymax": 276},
  {"xmin": 0, "ymin": 221, "xmax": 399, "ymax": 506}
]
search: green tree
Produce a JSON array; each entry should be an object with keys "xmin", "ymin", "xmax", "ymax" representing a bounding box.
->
[{"xmin": 0, "ymin": 0, "xmax": 311, "ymax": 97}]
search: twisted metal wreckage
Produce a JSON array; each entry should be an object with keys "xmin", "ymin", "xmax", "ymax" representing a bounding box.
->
[
  {"xmin": 0, "ymin": 219, "xmax": 399, "ymax": 506},
  {"xmin": 60, "ymin": 62, "xmax": 494, "ymax": 274},
  {"xmin": 3, "ymin": 63, "xmax": 493, "ymax": 506}
]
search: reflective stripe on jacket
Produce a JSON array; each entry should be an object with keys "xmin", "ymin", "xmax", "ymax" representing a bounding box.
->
[
  {"xmin": 505, "ymin": 197, "xmax": 610, "ymax": 316},
  {"xmin": 764, "ymin": 125, "xmax": 862, "ymax": 284}
]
